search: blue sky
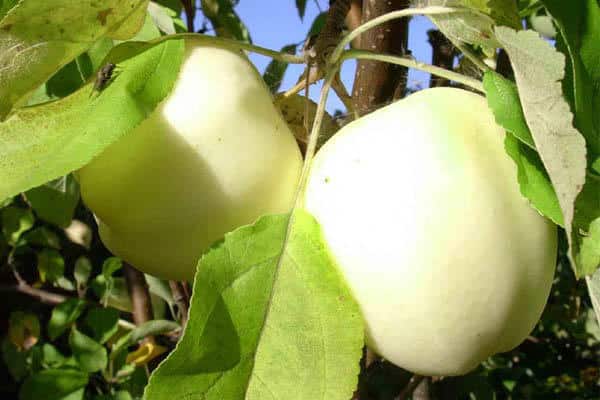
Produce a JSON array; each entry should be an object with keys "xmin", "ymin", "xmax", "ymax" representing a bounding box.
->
[{"xmin": 196, "ymin": 1, "xmax": 436, "ymax": 111}]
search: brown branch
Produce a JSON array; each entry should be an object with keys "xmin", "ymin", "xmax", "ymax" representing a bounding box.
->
[
  {"xmin": 180, "ymin": 0, "xmax": 196, "ymax": 32},
  {"xmin": 123, "ymin": 263, "xmax": 154, "ymax": 327},
  {"xmin": 427, "ymin": 30, "xmax": 456, "ymax": 88},
  {"xmin": 345, "ymin": 0, "xmax": 363, "ymax": 48},
  {"xmin": 169, "ymin": 281, "xmax": 189, "ymax": 326},
  {"xmin": 396, "ymin": 375, "xmax": 425, "ymax": 400},
  {"xmin": 0, "ymin": 283, "xmax": 68, "ymax": 305},
  {"xmin": 352, "ymin": 0, "xmax": 410, "ymax": 116}
]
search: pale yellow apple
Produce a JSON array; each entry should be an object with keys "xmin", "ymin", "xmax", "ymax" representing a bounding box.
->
[
  {"xmin": 304, "ymin": 87, "xmax": 557, "ymax": 376},
  {"xmin": 79, "ymin": 39, "xmax": 302, "ymax": 281}
]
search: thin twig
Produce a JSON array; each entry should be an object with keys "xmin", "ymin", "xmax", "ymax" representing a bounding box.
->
[
  {"xmin": 169, "ymin": 281, "xmax": 189, "ymax": 326},
  {"xmin": 396, "ymin": 374, "xmax": 425, "ymax": 400},
  {"xmin": 180, "ymin": 0, "xmax": 196, "ymax": 32},
  {"xmin": 123, "ymin": 263, "xmax": 154, "ymax": 327},
  {"xmin": 0, "ymin": 283, "xmax": 67, "ymax": 305},
  {"xmin": 343, "ymin": 50, "xmax": 484, "ymax": 93}
]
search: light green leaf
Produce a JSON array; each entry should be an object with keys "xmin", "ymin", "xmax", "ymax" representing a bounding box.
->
[
  {"xmin": 102, "ymin": 257, "xmax": 123, "ymax": 278},
  {"xmin": 0, "ymin": 38, "xmax": 185, "ymax": 201},
  {"xmin": 413, "ymin": 0, "xmax": 499, "ymax": 50},
  {"xmin": 1, "ymin": 206, "xmax": 34, "ymax": 245},
  {"xmin": 495, "ymin": 27, "xmax": 588, "ymax": 276},
  {"xmin": 587, "ymin": 267, "xmax": 600, "ymax": 333},
  {"xmin": 0, "ymin": 0, "xmax": 149, "ymax": 119},
  {"xmin": 41, "ymin": 343, "xmax": 68, "ymax": 368},
  {"xmin": 129, "ymin": 320, "xmax": 180, "ymax": 343},
  {"xmin": 148, "ymin": 2, "xmax": 176, "ymax": 34},
  {"xmin": 69, "ymin": 327, "xmax": 108, "ymax": 373},
  {"xmin": 83, "ymin": 307, "xmax": 120, "ymax": 344},
  {"xmin": 146, "ymin": 212, "xmax": 363, "ymax": 400},
  {"xmin": 37, "ymin": 249, "xmax": 65, "ymax": 283},
  {"xmin": 48, "ymin": 299, "xmax": 87, "ymax": 339},
  {"xmin": 19, "ymin": 369, "xmax": 88, "ymax": 400},
  {"xmin": 25, "ymin": 175, "xmax": 79, "ymax": 228}
]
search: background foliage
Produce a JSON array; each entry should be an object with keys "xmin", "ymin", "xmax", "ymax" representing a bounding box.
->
[{"xmin": 1, "ymin": 0, "xmax": 599, "ymax": 399}]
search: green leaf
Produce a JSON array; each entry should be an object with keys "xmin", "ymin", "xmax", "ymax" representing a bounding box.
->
[
  {"xmin": 572, "ymin": 179, "xmax": 600, "ymax": 276},
  {"xmin": 83, "ymin": 307, "xmax": 119, "ymax": 344},
  {"xmin": 587, "ymin": 268, "xmax": 600, "ymax": 334},
  {"xmin": 415, "ymin": 0, "xmax": 500, "ymax": 51},
  {"xmin": 541, "ymin": 0, "xmax": 600, "ymax": 156},
  {"xmin": 148, "ymin": 2, "xmax": 176, "ymax": 34},
  {"xmin": 495, "ymin": 27, "xmax": 588, "ymax": 276},
  {"xmin": 296, "ymin": 0, "xmax": 308, "ymax": 20},
  {"xmin": 48, "ymin": 299, "xmax": 87, "ymax": 340},
  {"xmin": 22, "ymin": 226, "xmax": 61, "ymax": 249},
  {"xmin": 1, "ymin": 337, "xmax": 29, "ymax": 381},
  {"xmin": 74, "ymin": 257, "xmax": 93, "ymax": 289},
  {"xmin": 19, "ymin": 369, "xmax": 88, "ymax": 400},
  {"xmin": 69, "ymin": 327, "xmax": 108, "ymax": 373},
  {"xmin": 488, "ymin": 0, "xmax": 521, "ymax": 29},
  {"xmin": 0, "ymin": 0, "xmax": 18, "ymax": 19},
  {"xmin": 94, "ymin": 391, "xmax": 133, "ymax": 400},
  {"xmin": 37, "ymin": 248, "xmax": 65, "ymax": 283},
  {"xmin": 103, "ymin": 257, "xmax": 123, "ymax": 278},
  {"xmin": 263, "ymin": 44, "xmax": 297, "ymax": 93},
  {"xmin": 0, "ymin": 0, "xmax": 150, "ymax": 119},
  {"xmin": 25, "ymin": 175, "xmax": 80, "ymax": 228},
  {"xmin": 307, "ymin": 12, "xmax": 327, "ymax": 37},
  {"xmin": 129, "ymin": 320, "xmax": 180, "ymax": 343},
  {"xmin": 41, "ymin": 343, "xmax": 68, "ymax": 368},
  {"xmin": 0, "ymin": 38, "xmax": 185, "ymax": 201},
  {"xmin": 145, "ymin": 274, "xmax": 175, "ymax": 308},
  {"xmin": 504, "ymin": 133, "xmax": 563, "ymax": 226},
  {"xmin": 483, "ymin": 71, "xmax": 535, "ymax": 149},
  {"xmin": 1, "ymin": 206, "xmax": 34, "ymax": 245},
  {"xmin": 146, "ymin": 212, "xmax": 363, "ymax": 400}
]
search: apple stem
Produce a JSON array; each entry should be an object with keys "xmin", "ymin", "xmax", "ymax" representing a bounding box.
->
[{"xmin": 343, "ymin": 50, "xmax": 485, "ymax": 93}]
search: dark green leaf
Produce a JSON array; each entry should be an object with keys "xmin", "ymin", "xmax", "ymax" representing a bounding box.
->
[
  {"xmin": 146, "ymin": 212, "xmax": 363, "ymax": 400},
  {"xmin": 0, "ymin": 0, "xmax": 18, "ymax": 19},
  {"xmin": 0, "ymin": 38, "xmax": 185, "ymax": 201},
  {"xmin": 542, "ymin": 0, "xmax": 600, "ymax": 156},
  {"xmin": 74, "ymin": 257, "xmax": 93, "ymax": 289},
  {"xmin": 22, "ymin": 227, "xmax": 61, "ymax": 249},
  {"xmin": 83, "ymin": 307, "xmax": 119, "ymax": 344},
  {"xmin": 263, "ymin": 44, "xmax": 297, "ymax": 93},
  {"xmin": 48, "ymin": 299, "xmax": 87, "ymax": 340},
  {"xmin": 504, "ymin": 133, "xmax": 563, "ymax": 226},
  {"xmin": 0, "ymin": 0, "xmax": 150, "ymax": 119},
  {"xmin": 483, "ymin": 71, "xmax": 535, "ymax": 149},
  {"xmin": 217, "ymin": 7, "xmax": 252, "ymax": 43},
  {"xmin": 1, "ymin": 206, "xmax": 34, "ymax": 245},
  {"xmin": 1, "ymin": 337, "xmax": 29, "ymax": 381},
  {"xmin": 69, "ymin": 327, "xmax": 108, "ymax": 373},
  {"xmin": 19, "ymin": 368, "xmax": 88, "ymax": 400},
  {"xmin": 296, "ymin": 0, "xmax": 308, "ymax": 20},
  {"xmin": 37, "ymin": 249, "xmax": 65, "ymax": 283},
  {"xmin": 25, "ymin": 175, "xmax": 79, "ymax": 228},
  {"xmin": 308, "ymin": 12, "xmax": 327, "ymax": 37}
]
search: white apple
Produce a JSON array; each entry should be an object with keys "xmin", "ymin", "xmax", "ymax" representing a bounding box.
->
[
  {"xmin": 304, "ymin": 87, "xmax": 557, "ymax": 376},
  {"xmin": 78, "ymin": 39, "xmax": 303, "ymax": 281}
]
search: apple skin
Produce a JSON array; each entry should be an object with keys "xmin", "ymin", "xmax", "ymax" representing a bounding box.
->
[
  {"xmin": 304, "ymin": 87, "xmax": 557, "ymax": 376},
  {"xmin": 78, "ymin": 39, "xmax": 303, "ymax": 281}
]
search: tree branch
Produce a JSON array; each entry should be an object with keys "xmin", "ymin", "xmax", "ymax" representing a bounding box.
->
[
  {"xmin": 169, "ymin": 280, "xmax": 190, "ymax": 326},
  {"xmin": 397, "ymin": 375, "xmax": 425, "ymax": 400},
  {"xmin": 352, "ymin": 0, "xmax": 410, "ymax": 116},
  {"xmin": 123, "ymin": 263, "xmax": 154, "ymax": 326},
  {"xmin": 0, "ymin": 282, "xmax": 67, "ymax": 305},
  {"xmin": 180, "ymin": 0, "xmax": 196, "ymax": 32},
  {"xmin": 427, "ymin": 30, "xmax": 456, "ymax": 88}
]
